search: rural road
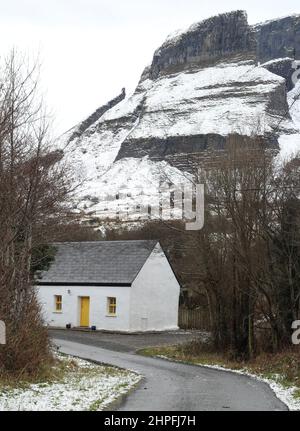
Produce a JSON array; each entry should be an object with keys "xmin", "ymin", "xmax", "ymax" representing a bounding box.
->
[{"xmin": 51, "ymin": 331, "xmax": 288, "ymax": 411}]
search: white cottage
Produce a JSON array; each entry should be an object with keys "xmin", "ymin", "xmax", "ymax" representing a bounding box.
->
[{"xmin": 36, "ymin": 240, "xmax": 180, "ymax": 332}]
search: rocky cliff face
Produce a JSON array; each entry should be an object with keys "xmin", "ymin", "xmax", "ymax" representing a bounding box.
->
[
  {"xmin": 255, "ymin": 15, "xmax": 300, "ymax": 63},
  {"xmin": 261, "ymin": 58, "xmax": 296, "ymax": 91},
  {"xmin": 149, "ymin": 10, "xmax": 256, "ymax": 79},
  {"xmin": 61, "ymin": 11, "xmax": 300, "ymax": 219}
]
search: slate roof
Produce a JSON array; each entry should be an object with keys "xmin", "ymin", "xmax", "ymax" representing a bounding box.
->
[{"xmin": 37, "ymin": 240, "xmax": 158, "ymax": 285}]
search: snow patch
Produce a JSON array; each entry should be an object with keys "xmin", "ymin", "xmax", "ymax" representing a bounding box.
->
[
  {"xmin": 261, "ymin": 57, "xmax": 293, "ymax": 67},
  {"xmin": 76, "ymin": 156, "xmax": 193, "ymax": 220},
  {"xmin": 129, "ymin": 62, "xmax": 287, "ymax": 139},
  {"xmin": 0, "ymin": 354, "xmax": 141, "ymax": 411},
  {"xmin": 276, "ymin": 81, "xmax": 300, "ymax": 163},
  {"xmin": 277, "ymin": 134, "xmax": 300, "ymax": 163}
]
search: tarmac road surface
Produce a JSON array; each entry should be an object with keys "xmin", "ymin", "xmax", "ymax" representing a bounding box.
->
[{"xmin": 52, "ymin": 333, "xmax": 287, "ymax": 411}]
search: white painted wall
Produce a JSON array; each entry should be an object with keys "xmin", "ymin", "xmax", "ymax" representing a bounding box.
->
[
  {"xmin": 36, "ymin": 243, "xmax": 180, "ymax": 332},
  {"xmin": 129, "ymin": 243, "xmax": 180, "ymax": 331},
  {"xmin": 36, "ymin": 285, "xmax": 131, "ymax": 331}
]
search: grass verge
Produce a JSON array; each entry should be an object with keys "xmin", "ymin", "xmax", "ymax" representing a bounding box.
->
[{"xmin": 0, "ymin": 353, "xmax": 73, "ymax": 390}]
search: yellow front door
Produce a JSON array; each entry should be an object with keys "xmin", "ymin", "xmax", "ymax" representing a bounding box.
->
[{"xmin": 80, "ymin": 297, "xmax": 90, "ymax": 327}]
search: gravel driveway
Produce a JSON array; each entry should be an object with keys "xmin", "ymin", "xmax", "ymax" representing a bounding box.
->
[
  {"xmin": 49, "ymin": 328, "xmax": 201, "ymax": 352},
  {"xmin": 51, "ymin": 331, "xmax": 288, "ymax": 411}
]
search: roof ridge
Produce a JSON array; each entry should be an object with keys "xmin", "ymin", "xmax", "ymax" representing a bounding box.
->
[{"xmin": 51, "ymin": 240, "xmax": 158, "ymax": 245}]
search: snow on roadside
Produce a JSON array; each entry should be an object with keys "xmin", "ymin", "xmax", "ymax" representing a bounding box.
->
[
  {"xmin": 197, "ymin": 363, "xmax": 300, "ymax": 411},
  {"xmin": 157, "ymin": 355, "xmax": 299, "ymax": 411},
  {"xmin": 0, "ymin": 355, "xmax": 141, "ymax": 411}
]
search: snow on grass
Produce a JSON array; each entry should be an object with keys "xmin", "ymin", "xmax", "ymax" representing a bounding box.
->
[{"xmin": 0, "ymin": 354, "xmax": 141, "ymax": 411}]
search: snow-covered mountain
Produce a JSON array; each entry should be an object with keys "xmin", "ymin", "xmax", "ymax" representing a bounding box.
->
[{"xmin": 60, "ymin": 10, "xmax": 300, "ymax": 222}]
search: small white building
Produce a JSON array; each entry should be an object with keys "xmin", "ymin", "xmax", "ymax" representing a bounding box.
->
[{"xmin": 36, "ymin": 240, "xmax": 180, "ymax": 332}]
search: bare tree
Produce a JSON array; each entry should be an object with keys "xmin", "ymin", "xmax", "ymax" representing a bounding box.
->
[
  {"xmin": 192, "ymin": 135, "xmax": 300, "ymax": 358},
  {"xmin": 0, "ymin": 50, "xmax": 72, "ymax": 376}
]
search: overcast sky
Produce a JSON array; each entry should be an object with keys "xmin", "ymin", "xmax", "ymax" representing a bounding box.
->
[{"xmin": 0, "ymin": 0, "xmax": 298, "ymax": 136}]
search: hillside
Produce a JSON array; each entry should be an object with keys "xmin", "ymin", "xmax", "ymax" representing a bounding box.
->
[{"xmin": 60, "ymin": 10, "xmax": 300, "ymax": 221}]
